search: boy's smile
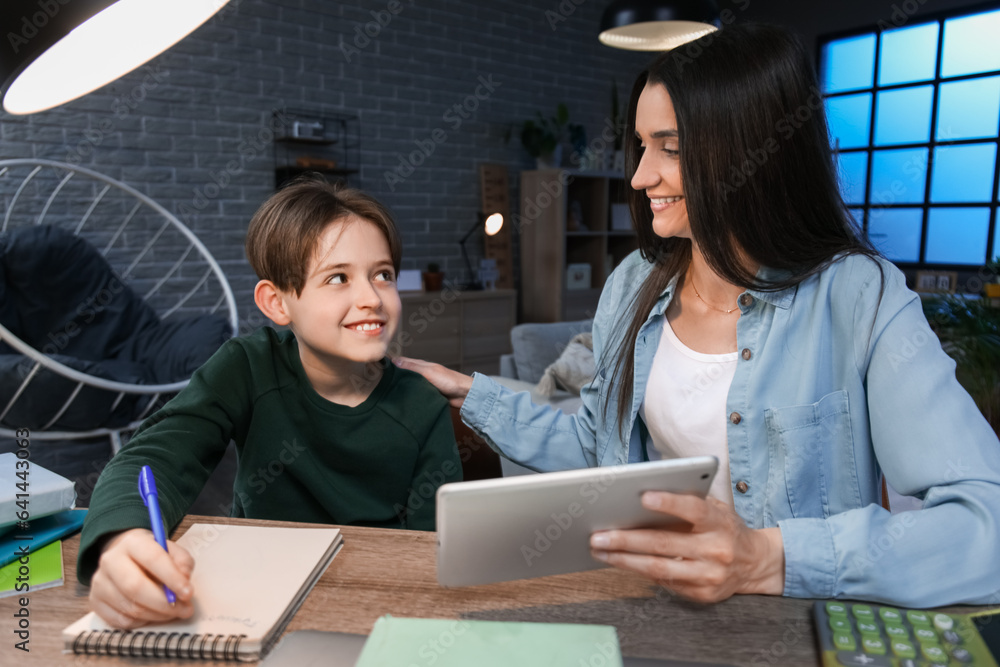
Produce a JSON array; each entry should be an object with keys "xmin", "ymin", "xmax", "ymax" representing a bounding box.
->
[{"xmin": 273, "ymin": 214, "xmax": 402, "ymax": 400}]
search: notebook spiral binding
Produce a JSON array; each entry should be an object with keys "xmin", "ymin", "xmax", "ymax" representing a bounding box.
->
[{"xmin": 71, "ymin": 628, "xmax": 247, "ymax": 660}]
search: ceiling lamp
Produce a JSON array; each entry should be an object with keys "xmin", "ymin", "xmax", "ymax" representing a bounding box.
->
[
  {"xmin": 599, "ymin": 0, "xmax": 720, "ymax": 51},
  {"xmin": 0, "ymin": 0, "xmax": 232, "ymax": 115}
]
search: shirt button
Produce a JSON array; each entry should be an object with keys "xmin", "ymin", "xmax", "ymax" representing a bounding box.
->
[
  {"xmin": 736, "ymin": 480, "xmax": 749, "ymax": 494},
  {"xmin": 729, "ymin": 411, "xmax": 742, "ymax": 424},
  {"xmin": 739, "ymin": 294, "xmax": 754, "ymax": 308},
  {"xmin": 741, "ymin": 348, "xmax": 751, "ymax": 361}
]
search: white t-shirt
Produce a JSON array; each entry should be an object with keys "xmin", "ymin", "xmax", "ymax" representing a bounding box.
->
[{"xmin": 640, "ymin": 316, "xmax": 737, "ymax": 507}]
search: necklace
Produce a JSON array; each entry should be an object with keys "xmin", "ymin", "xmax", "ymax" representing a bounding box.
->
[{"xmin": 689, "ymin": 276, "xmax": 739, "ymax": 314}]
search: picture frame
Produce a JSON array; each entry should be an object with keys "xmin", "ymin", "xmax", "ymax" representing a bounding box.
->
[
  {"xmin": 610, "ymin": 203, "xmax": 631, "ymax": 231},
  {"xmin": 566, "ymin": 263, "xmax": 591, "ymax": 290},
  {"xmin": 915, "ymin": 270, "xmax": 958, "ymax": 294},
  {"xmin": 396, "ymin": 269, "xmax": 423, "ymax": 292}
]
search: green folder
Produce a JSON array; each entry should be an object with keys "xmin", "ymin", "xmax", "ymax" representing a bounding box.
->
[
  {"xmin": 355, "ymin": 615, "xmax": 624, "ymax": 667},
  {"xmin": 0, "ymin": 539, "xmax": 64, "ymax": 598}
]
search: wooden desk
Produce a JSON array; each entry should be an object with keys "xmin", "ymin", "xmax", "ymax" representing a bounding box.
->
[{"xmin": 0, "ymin": 515, "xmax": 932, "ymax": 666}]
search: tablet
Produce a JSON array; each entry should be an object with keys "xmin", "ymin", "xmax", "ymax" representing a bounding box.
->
[{"xmin": 436, "ymin": 456, "xmax": 718, "ymax": 587}]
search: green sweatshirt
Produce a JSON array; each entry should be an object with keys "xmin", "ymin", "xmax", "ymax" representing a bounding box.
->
[{"xmin": 77, "ymin": 327, "xmax": 460, "ymax": 585}]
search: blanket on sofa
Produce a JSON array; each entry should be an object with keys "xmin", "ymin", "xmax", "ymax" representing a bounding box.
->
[{"xmin": 535, "ymin": 332, "xmax": 595, "ymax": 396}]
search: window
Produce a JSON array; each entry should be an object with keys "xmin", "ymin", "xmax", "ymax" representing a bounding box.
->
[{"xmin": 820, "ymin": 5, "xmax": 1000, "ymax": 268}]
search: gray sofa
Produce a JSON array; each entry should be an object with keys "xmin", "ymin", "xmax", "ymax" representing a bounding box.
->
[
  {"xmin": 491, "ymin": 319, "xmax": 593, "ymax": 475},
  {"xmin": 499, "ymin": 319, "xmax": 592, "ymax": 383}
]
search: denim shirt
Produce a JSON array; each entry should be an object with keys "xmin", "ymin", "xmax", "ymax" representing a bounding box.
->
[{"xmin": 461, "ymin": 250, "xmax": 1000, "ymax": 607}]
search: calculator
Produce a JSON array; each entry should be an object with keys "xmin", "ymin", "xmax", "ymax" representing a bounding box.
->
[{"xmin": 814, "ymin": 600, "xmax": 1000, "ymax": 666}]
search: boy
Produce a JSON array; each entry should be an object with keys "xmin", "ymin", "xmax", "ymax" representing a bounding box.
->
[{"xmin": 77, "ymin": 179, "xmax": 461, "ymax": 628}]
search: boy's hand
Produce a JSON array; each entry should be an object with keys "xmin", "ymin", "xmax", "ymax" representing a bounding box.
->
[
  {"xmin": 89, "ymin": 528, "xmax": 196, "ymax": 629},
  {"xmin": 394, "ymin": 357, "xmax": 473, "ymax": 408}
]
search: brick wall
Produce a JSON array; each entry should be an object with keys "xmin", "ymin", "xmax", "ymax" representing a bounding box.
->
[{"xmin": 0, "ymin": 0, "xmax": 647, "ymax": 330}]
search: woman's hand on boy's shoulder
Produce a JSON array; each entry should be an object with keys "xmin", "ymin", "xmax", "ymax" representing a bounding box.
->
[
  {"xmin": 394, "ymin": 357, "xmax": 473, "ymax": 408},
  {"xmin": 89, "ymin": 528, "xmax": 196, "ymax": 629}
]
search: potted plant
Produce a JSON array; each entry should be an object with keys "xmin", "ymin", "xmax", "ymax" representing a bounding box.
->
[
  {"xmin": 519, "ymin": 103, "xmax": 573, "ymax": 168},
  {"xmin": 986, "ymin": 256, "xmax": 1000, "ymax": 298},
  {"xmin": 609, "ymin": 79, "xmax": 625, "ymax": 171},
  {"xmin": 422, "ymin": 262, "xmax": 444, "ymax": 291},
  {"xmin": 568, "ymin": 123, "xmax": 589, "ymax": 169},
  {"xmin": 923, "ymin": 295, "xmax": 1000, "ymax": 435}
]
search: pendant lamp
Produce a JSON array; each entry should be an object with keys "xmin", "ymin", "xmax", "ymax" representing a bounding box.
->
[
  {"xmin": 599, "ymin": 0, "xmax": 720, "ymax": 51},
  {"xmin": 0, "ymin": 0, "xmax": 232, "ymax": 115}
]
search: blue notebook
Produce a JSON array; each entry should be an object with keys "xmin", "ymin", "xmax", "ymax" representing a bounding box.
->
[{"xmin": 0, "ymin": 509, "xmax": 87, "ymax": 568}]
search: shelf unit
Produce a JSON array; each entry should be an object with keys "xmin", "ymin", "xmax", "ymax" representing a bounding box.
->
[
  {"xmin": 396, "ymin": 288, "xmax": 516, "ymax": 375},
  {"xmin": 273, "ymin": 109, "xmax": 360, "ymax": 189},
  {"xmin": 520, "ymin": 169, "xmax": 637, "ymax": 322}
]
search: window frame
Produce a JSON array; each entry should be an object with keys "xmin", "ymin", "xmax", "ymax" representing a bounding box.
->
[{"xmin": 817, "ymin": 1, "xmax": 1000, "ymax": 271}]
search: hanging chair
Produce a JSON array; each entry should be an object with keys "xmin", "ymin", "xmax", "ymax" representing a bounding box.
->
[{"xmin": 0, "ymin": 159, "xmax": 238, "ymax": 453}]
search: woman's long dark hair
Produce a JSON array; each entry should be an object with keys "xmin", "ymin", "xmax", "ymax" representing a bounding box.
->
[{"xmin": 606, "ymin": 22, "xmax": 881, "ymax": 434}]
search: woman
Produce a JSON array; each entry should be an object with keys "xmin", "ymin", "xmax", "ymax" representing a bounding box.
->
[{"xmin": 397, "ymin": 23, "xmax": 1000, "ymax": 607}]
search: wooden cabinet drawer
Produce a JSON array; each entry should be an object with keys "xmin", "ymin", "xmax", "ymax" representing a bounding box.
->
[{"xmin": 398, "ymin": 289, "xmax": 515, "ymax": 373}]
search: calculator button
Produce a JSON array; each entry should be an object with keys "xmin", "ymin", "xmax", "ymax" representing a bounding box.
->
[
  {"xmin": 921, "ymin": 644, "xmax": 949, "ymax": 663},
  {"xmin": 906, "ymin": 610, "xmax": 931, "ymax": 626},
  {"xmin": 835, "ymin": 651, "xmax": 892, "ymax": 666},
  {"xmin": 932, "ymin": 613, "xmax": 954, "ymax": 631},
  {"xmin": 861, "ymin": 636, "xmax": 887, "ymax": 654},
  {"xmin": 942, "ymin": 630, "xmax": 962, "ymax": 645},
  {"xmin": 853, "ymin": 605, "xmax": 875, "ymax": 621},
  {"xmin": 889, "ymin": 639, "xmax": 916, "ymax": 659},
  {"xmin": 878, "ymin": 607, "xmax": 903, "ymax": 623},
  {"xmin": 856, "ymin": 621, "xmax": 880, "ymax": 635},
  {"xmin": 830, "ymin": 617, "xmax": 852, "ymax": 632},
  {"xmin": 914, "ymin": 627, "xmax": 937, "ymax": 642},
  {"xmin": 827, "ymin": 601, "xmax": 849, "ymax": 617},
  {"xmin": 951, "ymin": 647, "xmax": 973, "ymax": 663},
  {"xmin": 833, "ymin": 631, "xmax": 857, "ymax": 651},
  {"xmin": 884, "ymin": 623, "xmax": 908, "ymax": 638}
]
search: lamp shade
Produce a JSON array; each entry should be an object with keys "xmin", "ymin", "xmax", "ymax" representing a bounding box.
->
[
  {"xmin": 599, "ymin": 0, "xmax": 719, "ymax": 51},
  {"xmin": 0, "ymin": 0, "xmax": 231, "ymax": 115},
  {"xmin": 483, "ymin": 212, "xmax": 504, "ymax": 236}
]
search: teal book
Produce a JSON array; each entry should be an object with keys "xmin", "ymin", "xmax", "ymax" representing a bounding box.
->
[
  {"xmin": 0, "ymin": 509, "xmax": 87, "ymax": 568},
  {"xmin": 355, "ymin": 616, "xmax": 624, "ymax": 667},
  {"xmin": 0, "ymin": 452, "xmax": 77, "ymax": 535}
]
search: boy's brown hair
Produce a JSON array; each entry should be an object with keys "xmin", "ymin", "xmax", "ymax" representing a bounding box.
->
[{"xmin": 245, "ymin": 177, "xmax": 402, "ymax": 296}]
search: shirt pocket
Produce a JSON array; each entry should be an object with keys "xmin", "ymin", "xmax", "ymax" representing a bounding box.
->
[{"xmin": 764, "ymin": 389, "xmax": 858, "ymax": 520}]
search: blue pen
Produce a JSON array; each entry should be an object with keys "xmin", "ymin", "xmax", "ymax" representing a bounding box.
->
[{"xmin": 138, "ymin": 465, "xmax": 176, "ymax": 604}]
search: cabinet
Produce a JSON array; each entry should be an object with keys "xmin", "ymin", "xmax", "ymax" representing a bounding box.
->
[
  {"xmin": 397, "ymin": 289, "xmax": 516, "ymax": 375},
  {"xmin": 272, "ymin": 109, "xmax": 359, "ymax": 188},
  {"xmin": 519, "ymin": 170, "xmax": 637, "ymax": 322}
]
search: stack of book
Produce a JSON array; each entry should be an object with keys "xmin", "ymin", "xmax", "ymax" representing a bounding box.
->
[{"xmin": 0, "ymin": 453, "xmax": 83, "ymax": 597}]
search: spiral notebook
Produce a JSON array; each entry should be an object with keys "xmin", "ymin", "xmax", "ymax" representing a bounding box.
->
[{"xmin": 62, "ymin": 523, "xmax": 343, "ymax": 662}]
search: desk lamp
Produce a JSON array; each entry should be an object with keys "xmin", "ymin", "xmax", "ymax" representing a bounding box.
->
[
  {"xmin": 459, "ymin": 212, "xmax": 504, "ymax": 290},
  {"xmin": 0, "ymin": 0, "xmax": 232, "ymax": 114},
  {"xmin": 599, "ymin": 0, "xmax": 719, "ymax": 51}
]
